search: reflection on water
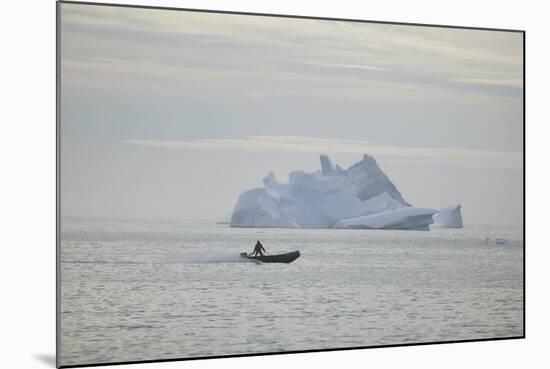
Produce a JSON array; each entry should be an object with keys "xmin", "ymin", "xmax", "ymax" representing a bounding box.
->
[{"xmin": 60, "ymin": 218, "xmax": 523, "ymax": 366}]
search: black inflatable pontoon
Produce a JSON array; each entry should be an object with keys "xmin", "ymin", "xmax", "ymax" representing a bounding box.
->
[{"xmin": 240, "ymin": 250, "xmax": 300, "ymax": 264}]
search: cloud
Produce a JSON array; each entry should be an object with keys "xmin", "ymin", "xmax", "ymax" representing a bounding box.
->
[
  {"xmin": 451, "ymin": 77, "xmax": 523, "ymax": 88},
  {"xmin": 299, "ymin": 61, "xmax": 392, "ymax": 72},
  {"xmin": 60, "ymin": 3, "xmax": 523, "ymax": 101},
  {"xmin": 120, "ymin": 135, "xmax": 521, "ymax": 170}
]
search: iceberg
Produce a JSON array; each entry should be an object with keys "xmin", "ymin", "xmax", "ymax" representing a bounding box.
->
[
  {"xmin": 320, "ymin": 154, "xmax": 341, "ymax": 175},
  {"xmin": 227, "ymin": 153, "xmax": 461, "ymax": 231},
  {"xmin": 230, "ymin": 188, "xmax": 299, "ymax": 228},
  {"xmin": 431, "ymin": 204, "xmax": 463, "ymax": 228},
  {"xmin": 230, "ymin": 154, "xmax": 433, "ymax": 230},
  {"xmin": 335, "ymin": 207, "xmax": 437, "ymax": 230}
]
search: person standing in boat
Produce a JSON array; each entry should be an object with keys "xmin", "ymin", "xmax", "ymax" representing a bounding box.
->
[{"xmin": 251, "ymin": 240, "xmax": 266, "ymax": 256}]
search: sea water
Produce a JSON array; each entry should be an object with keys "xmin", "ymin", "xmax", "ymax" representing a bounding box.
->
[{"xmin": 59, "ymin": 217, "xmax": 523, "ymax": 366}]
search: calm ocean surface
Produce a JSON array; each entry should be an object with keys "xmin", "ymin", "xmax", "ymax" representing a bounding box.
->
[{"xmin": 59, "ymin": 217, "xmax": 524, "ymax": 366}]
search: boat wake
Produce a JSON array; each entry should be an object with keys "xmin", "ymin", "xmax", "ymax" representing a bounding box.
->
[
  {"xmin": 63, "ymin": 253, "xmax": 249, "ymax": 265},
  {"xmin": 172, "ymin": 252, "xmax": 248, "ymax": 264}
]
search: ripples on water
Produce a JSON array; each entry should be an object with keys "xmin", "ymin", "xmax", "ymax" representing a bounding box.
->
[{"xmin": 60, "ymin": 218, "xmax": 523, "ymax": 366}]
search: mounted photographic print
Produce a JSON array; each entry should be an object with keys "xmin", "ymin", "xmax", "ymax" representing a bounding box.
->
[{"xmin": 57, "ymin": 1, "xmax": 525, "ymax": 367}]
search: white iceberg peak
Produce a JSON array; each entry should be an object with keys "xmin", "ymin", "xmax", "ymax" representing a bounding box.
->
[
  {"xmin": 263, "ymin": 171, "xmax": 278, "ymax": 186},
  {"xmin": 320, "ymin": 154, "xmax": 337, "ymax": 175}
]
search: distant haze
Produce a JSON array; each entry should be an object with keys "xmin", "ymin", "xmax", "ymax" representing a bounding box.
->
[{"xmin": 60, "ymin": 3, "xmax": 523, "ymax": 226}]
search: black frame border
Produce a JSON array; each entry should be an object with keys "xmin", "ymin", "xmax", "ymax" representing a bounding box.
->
[{"xmin": 56, "ymin": 1, "xmax": 526, "ymax": 368}]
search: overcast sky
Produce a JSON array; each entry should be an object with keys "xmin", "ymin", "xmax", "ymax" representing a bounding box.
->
[{"xmin": 60, "ymin": 3, "xmax": 523, "ymax": 226}]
